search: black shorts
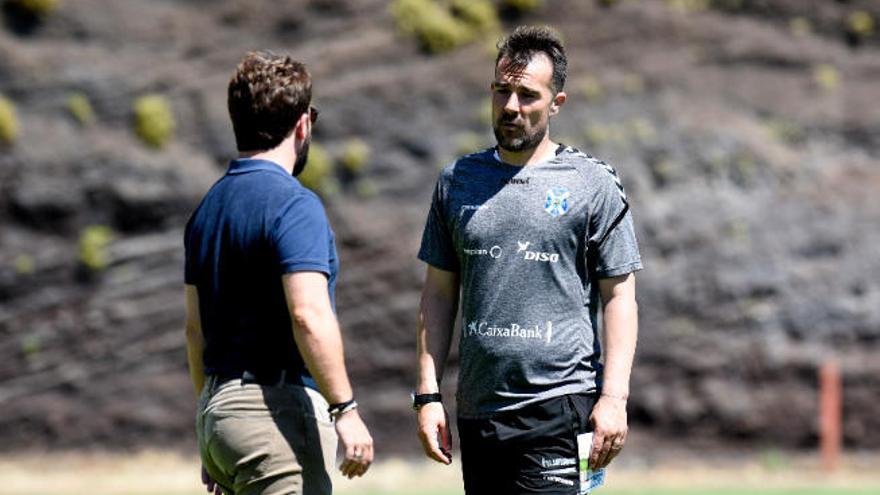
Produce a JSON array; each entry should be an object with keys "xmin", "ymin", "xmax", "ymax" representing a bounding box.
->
[{"xmin": 457, "ymin": 393, "xmax": 597, "ymax": 495}]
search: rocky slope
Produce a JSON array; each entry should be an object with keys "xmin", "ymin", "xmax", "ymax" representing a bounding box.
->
[{"xmin": 0, "ymin": 0, "xmax": 878, "ymax": 454}]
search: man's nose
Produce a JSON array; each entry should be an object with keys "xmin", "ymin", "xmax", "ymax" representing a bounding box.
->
[{"xmin": 503, "ymin": 92, "xmax": 520, "ymax": 114}]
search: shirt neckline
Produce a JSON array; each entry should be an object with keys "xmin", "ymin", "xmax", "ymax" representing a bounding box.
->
[
  {"xmin": 491, "ymin": 144, "xmax": 567, "ymax": 168},
  {"xmin": 227, "ymin": 158, "xmax": 292, "ymax": 177}
]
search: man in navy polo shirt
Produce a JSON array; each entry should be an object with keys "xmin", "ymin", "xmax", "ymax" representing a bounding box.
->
[{"xmin": 184, "ymin": 50, "xmax": 373, "ymax": 495}]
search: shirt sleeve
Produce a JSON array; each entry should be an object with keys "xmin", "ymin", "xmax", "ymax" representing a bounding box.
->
[
  {"xmin": 587, "ymin": 164, "xmax": 643, "ymax": 278},
  {"xmin": 417, "ymin": 170, "xmax": 460, "ymax": 272},
  {"xmin": 273, "ymin": 192, "xmax": 332, "ymax": 276}
]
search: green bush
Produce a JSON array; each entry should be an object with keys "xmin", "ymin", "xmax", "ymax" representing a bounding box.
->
[
  {"xmin": 390, "ymin": 0, "xmax": 499, "ymax": 54},
  {"xmin": 500, "ymin": 0, "xmax": 543, "ymax": 14},
  {"xmin": 455, "ymin": 132, "xmax": 486, "ymax": 155},
  {"xmin": 14, "ymin": 254, "xmax": 35, "ymax": 275},
  {"xmin": 340, "ymin": 138, "xmax": 371, "ymax": 175},
  {"xmin": 584, "ymin": 123, "xmax": 627, "ymax": 148},
  {"xmin": 764, "ymin": 117, "xmax": 804, "ymax": 144},
  {"xmin": 20, "ymin": 334, "xmax": 41, "ymax": 357},
  {"xmin": 66, "ymin": 93, "xmax": 95, "ymax": 126},
  {"xmin": 3, "ymin": 0, "xmax": 59, "ymax": 19},
  {"xmin": 666, "ymin": 0, "xmax": 709, "ymax": 14},
  {"xmin": 298, "ymin": 142, "xmax": 334, "ymax": 193},
  {"xmin": 789, "ymin": 17, "xmax": 812, "ymax": 37},
  {"xmin": 848, "ymin": 11, "xmax": 875, "ymax": 39},
  {"xmin": 813, "ymin": 64, "xmax": 840, "ymax": 92},
  {"xmin": 627, "ymin": 117, "xmax": 657, "ymax": 144},
  {"xmin": 78, "ymin": 225, "xmax": 114, "ymax": 271},
  {"xmin": 0, "ymin": 95, "xmax": 18, "ymax": 145},
  {"xmin": 354, "ymin": 178, "xmax": 379, "ymax": 199},
  {"xmin": 133, "ymin": 94, "xmax": 175, "ymax": 148},
  {"xmin": 475, "ymin": 97, "xmax": 493, "ymax": 125},
  {"xmin": 451, "ymin": 0, "xmax": 498, "ymax": 33},
  {"xmin": 578, "ymin": 76, "xmax": 604, "ymax": 103}
]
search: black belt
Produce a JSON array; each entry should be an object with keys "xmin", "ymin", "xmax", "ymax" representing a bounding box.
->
[{"xmin": 214, "ymin": 369, "xmax": 311, "ymax": 387}]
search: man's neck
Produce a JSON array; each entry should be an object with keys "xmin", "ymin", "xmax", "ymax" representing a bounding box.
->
[
  {"xmin": 239, "ymin": 147, "xmax": 294, "ymax": 175},
  {"xmin": 497, "ymin": 137, "xmax": 559, "ymax": 167}
]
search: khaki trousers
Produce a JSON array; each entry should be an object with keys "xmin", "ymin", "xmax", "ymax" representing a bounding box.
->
[{"xmin": 196, "ymin": 376, "xmax": 337, "ymax": 495}]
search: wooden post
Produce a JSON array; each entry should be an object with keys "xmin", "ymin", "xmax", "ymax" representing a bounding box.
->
[{"xmin": 819, "ymin": 360, "xmax": 842, "ymax": 471}]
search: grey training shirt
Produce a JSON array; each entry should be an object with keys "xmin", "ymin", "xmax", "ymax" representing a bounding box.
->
[{"xmin": 418, "ymin": 146, "xmax": 642, "ymax": 418}]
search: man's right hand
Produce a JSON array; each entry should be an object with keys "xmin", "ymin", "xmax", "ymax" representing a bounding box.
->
[
  {"xmin": 335, "ymin": 409, "xmax": 374, "ymax": 479},
  {"xmin": 417, "ymin": 402, "xmax": 452, "ymax": 464}
]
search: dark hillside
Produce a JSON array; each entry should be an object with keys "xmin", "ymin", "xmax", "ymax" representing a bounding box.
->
[{"xmin": 0, "ymin": 0, "xmax": 878, "ymax": 453}]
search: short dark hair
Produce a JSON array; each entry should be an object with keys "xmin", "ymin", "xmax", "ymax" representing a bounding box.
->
[
  {"xmin": 495, "ymin": 25, "xmax": 567, "ymax": 94},
  {"xmin": 227, "ymin": 50, "xmax": 311, "ymax": 152}
]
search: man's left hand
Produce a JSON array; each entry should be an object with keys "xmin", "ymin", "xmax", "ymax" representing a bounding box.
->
[{"xmin": 588, "ymin": 394, "xmax": 628, "ymax": 469}]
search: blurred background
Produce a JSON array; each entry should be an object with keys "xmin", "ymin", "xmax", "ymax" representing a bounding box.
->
[{"xmin": 0, "ymin": 0, "xmax": 878, "ymax": 493}]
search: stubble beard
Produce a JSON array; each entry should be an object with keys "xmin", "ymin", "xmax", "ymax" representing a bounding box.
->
[
  {"xmin": 493, "ymin": 118, "xmax": 547, "ymax": 153},
  {"xmin": 292, "ymin": 138, "xmax": 310, "ymax": 177}
]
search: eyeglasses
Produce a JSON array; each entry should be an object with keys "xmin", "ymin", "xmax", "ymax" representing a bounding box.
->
[{"xmin": 309, "ymin": 106, "xmax": 319, "ymax": 124}]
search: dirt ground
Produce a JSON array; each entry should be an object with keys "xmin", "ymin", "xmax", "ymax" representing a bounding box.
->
[{"xmin": 1, "ymin": 449, "xmax": 878, "ymax": 495}]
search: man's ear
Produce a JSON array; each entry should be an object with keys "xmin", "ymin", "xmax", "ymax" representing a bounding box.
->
[
  {"xmin": 550, "ymin": 91, "xmax": 567, "ymax": 116},
  {"xmin": 293, "ymin": 112, "xmax": 310, "ymax": 140}
]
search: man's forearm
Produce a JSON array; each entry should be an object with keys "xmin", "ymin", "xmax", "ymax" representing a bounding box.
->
[
  {"xmin": 600, "ymin": 291, "xmax": 638, "ymax": 398},
  {"xmin": 293, "ymin": 308, "xmax": 354, "ymax": 405},
  {"xmin": 184, "ymin": 285, "xmax": 206, "ymax": 397},
  {"xmin": 416, "ymin": 267, "xmax": 460, "ymax": 394},
  {"xmin": 416, "ymin": 306, "xmax": 455, "ymax": 394},
  {"xmin": 186, "ymin": 329, "xmax": 206, "ymax": 396}
]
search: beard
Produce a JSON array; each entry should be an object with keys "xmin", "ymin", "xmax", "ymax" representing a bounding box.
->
[
  {"xmin": 493, "ymin": 114, "xmax": 547, "ymax": 153},
  {"xmin": 292, "ymin": 138, "xmax": 310, "ymax": 177}
]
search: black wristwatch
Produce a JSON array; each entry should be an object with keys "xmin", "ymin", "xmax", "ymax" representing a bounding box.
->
[{"xmin": 411, "ymin": 392, "xmax": 443, "ymax": 410}]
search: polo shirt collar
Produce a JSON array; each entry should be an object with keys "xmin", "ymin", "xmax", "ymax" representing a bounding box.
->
[{"xmin": 227, "ymin": 158, "xmax": 291, "ymax": 176}]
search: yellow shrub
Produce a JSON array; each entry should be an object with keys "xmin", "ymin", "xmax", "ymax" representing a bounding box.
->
[
  {"xmin": 627, "ymin": 118, "xmax": 657, "ymax": 144},
  {"xmin": 0, "ymin": 95, "xmax": 18, "ymax": 145},
  {"xmin": 3, "ymin": 0, "xmax": 59, "ymax": 19},
  {"xmin": 354, "ymin": 179, "xmax": 379, "ymax": 199},
  {"xmin": 20, "ymin": 334, "xmax": 41, "ymax": 357},
  {"xmin": 391, "ymin": 0, "xmax": 471, "ymax": 53},
  {"xmin": 789, "ymin": 17, "xmax": 812, "ymax": 37},
  {"xmin": 455, "ymin": 132, "xmax": 486, "ymax": 155},
  {"xmin": 813, "ymin": 64, "xmax": 840, "ymax": 92},
  {"xmin": 848, "ymin": 11, "xmax": 875, "ymax": 38},
  {"xmin": 391, "ymin": 0, "xmax": 499, "ymax": 54},
  {"xmin": 666, "ymin": 0, "xmax": 709, "ymax": 14},
  {"xmin": 67, "ymin": 93, "xmax": 95, "ymax": 125},
  {"xmin": 475, "ymin": 97, "xmax": 493, "ymax": 125},
  {"xmin": 78, "ymin": 225, "xmax": 114, "ymax": 271},
  {"xmin": 14, "ymin": 254, "xmax": 35, "ymax": 275},
  {"xmin": 579, "ymin": 76, "xmax": 604, "ymax": 103},
  {"xmin": 764, "ymin": 118, "xmax": 804, "ymax": 144},
  {"xmin": 133, "ymin": 94, "xmax": 175, "ymax": 149},
  {"xmin": 298, "ymin": 142, "xmax": 334, "ymax": 193},
  {"xmin": 340, "ymin": 138, "xmax": 371, "ymax": 175},
  {"xmin": 451, "ymin": 0, "xmax": 498, "ymax": 33},
  {"xmin": 500, "ymin": 0, "xmax": 543, "ymax": 13}
]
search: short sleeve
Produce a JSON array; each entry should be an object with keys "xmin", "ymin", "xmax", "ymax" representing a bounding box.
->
[
  {"xmin": 417, "ymin": 172, "xmax": 460, "ymax": 272},
  {"xmin": 587, "ymin": 165, "xmax": 643, "ymax": 278},
  {"xmin": 273, "ymin": 192, "xmax": 332, "ymax": 276}
]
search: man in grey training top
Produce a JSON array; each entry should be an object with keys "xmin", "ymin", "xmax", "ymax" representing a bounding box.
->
[{"xmin": 413, "ymin": 26, "xmax": 642, "ymax": 494}]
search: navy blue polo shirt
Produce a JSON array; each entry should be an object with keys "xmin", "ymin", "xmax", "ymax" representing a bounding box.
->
[{"xmin": 184, "ymin": 158, "xmax": 338, "ymax": 388}]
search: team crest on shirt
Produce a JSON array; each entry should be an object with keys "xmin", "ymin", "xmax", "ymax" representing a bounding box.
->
[{"xmin": 543, "ymin": 187, "xmax": 571, "ymax": 217}]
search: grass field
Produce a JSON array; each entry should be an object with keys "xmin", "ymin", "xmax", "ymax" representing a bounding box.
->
[{"xmin": 1, "ymin": 450, "xmax": 878, "ymax": 495}]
